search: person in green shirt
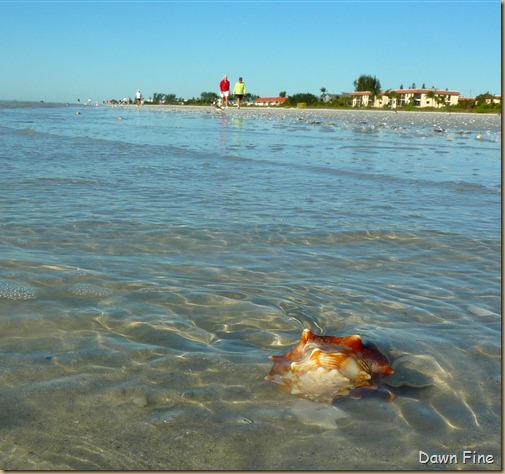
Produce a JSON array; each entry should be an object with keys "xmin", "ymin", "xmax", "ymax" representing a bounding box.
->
[{"xmin": 233, "ymin": 77, "xmax": 246, "ymax": 108}]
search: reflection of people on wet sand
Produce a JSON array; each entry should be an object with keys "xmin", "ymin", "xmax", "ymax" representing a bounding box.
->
[
  {"xmin": 233, "ymin": 77, "xmax": 246, "ymax": 109},
  {"xmin": 219, "ymin": 75, "xmax": 230, "ymax": 108}
]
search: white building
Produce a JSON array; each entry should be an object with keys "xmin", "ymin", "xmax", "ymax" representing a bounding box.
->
[
  {"xmin": 255, "ymin": 97, "xmax": 288, "ymax": 106},
  {"xmin": 350, "ymin": 89, "xmax": 460, "ymax": 109}
]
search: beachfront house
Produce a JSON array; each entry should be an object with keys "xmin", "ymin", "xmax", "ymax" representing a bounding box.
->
[
  {"xmin": 482, "ymin": 95, "xmax": 501, "ymax": 105},
  {"xmin": 350, "ymin": 91, "xmax": 374, "ymax": 108},
  {"xmin": 350, "ymin": 89, "xmax": 460, "ymax": 109},
  {"xmin": 321, "ymin": 93, "xmax": 339, "ymax": 103},
  {"xmin": 255, "ymin": 97, "xmax": 288, "ymax": 106}
]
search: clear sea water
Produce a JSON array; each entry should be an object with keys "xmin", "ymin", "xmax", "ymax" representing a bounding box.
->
[{"xmin": 0, "ymin": 101, "xmax": 501, "ymax": 470}]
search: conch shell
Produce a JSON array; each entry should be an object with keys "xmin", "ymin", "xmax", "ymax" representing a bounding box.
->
[{"xmin": 265, "ymin": 329, "xmax": 395, "ymax": 403}]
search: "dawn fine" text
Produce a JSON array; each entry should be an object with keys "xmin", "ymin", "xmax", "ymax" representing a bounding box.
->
[{"xmin": 419, "ymin": 450, "xmax": 495, "ymax": 466}]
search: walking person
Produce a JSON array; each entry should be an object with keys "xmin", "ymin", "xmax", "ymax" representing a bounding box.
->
[
  {"xmin": 135, "ymin": 90, "xmax": 143, "ymax": 106},
  {"xmin": 219, "ymin": 75, "xmax": 230, "ymax": 108},
  {"xmin": 233, "ymin": 77, "xmax": 246, "ymax": 109}
]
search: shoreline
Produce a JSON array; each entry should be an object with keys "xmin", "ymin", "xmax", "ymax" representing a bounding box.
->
[
  {"xmin": 0, "ymin": 99, "xmax": 499, "ymax": 116},
  {"xmin": 114, "ymin": 103, "xmax": 501, "ymax": 118}
]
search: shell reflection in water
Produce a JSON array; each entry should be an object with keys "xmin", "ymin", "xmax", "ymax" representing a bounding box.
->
[{"xmin": 265, "ymin": 329, "xmax": 395, "ymax": 403}]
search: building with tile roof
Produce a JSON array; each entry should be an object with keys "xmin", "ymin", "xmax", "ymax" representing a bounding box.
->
[
  {"xmin": 350, "ymin": 89, "xmax": 460, "ymax": 109},
  {"xmin": 255, "ymin": 97, "xmax": 288, "ymax": 106}
]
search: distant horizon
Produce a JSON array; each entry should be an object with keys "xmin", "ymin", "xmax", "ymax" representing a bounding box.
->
[
  {"xmin": 0, "ymin": 76, "xmax": 500, "ymax": 105},
  {"xmin": 0, "ymin": 74, "xmax": 500, "ymax": 105},
  {"xmin": 1, "ymin": 82, "xmax": 499, "ymax": 107}
]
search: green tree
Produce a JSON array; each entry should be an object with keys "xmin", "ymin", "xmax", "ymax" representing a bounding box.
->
[
  {"xmin": 435, "ymin": 94, "xmax": 448, "ymax": 108},
  {"xmin": 386, "ymin": 90, "xmax": 399, "ymax": 109},
  {"xmin": 164, "ymin": 94, "xmax": 178, "ymax": 104},
  {"xmin": 426, "ymin": 89, "xmax": 436, "ymax": 107},
  {"xmin": 475, "ymin": 92, "xmax": 494, "ymax": 106},
  {"xmin": 473, "ymin": 92, "xmax": 500, "ymax": 113},
  {"xmin": 200, "ymin": 92, "xmax": 218, "ymax": 103},
  {"xmin": 353, "ymin": 75, "xmax": 381, "ymax": 105},
  {"xmin": 279, "ymin": 91, "xmax": 287, "ymax": 98},
  {"xmin": 331, "ymin": 95, "xmax": 352, "ymax": 108},
  {"xmin": 244, "ymin": 93, "xmax": 259, "ymax": 103},
  {"xmin": 285, "ymin": 92, "xmax": 319, "ymax": 106},
  {"xmin": 353, "ymin": 75, "xmax": 381, "ymax": 94},
  {"xmin": 151, "ymin": 93, "xmax": 179, "ymax": 104}
]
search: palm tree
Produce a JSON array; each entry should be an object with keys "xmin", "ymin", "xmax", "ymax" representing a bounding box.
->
[
  {"xmin": 436, "ymin": 94, "xmax": 448, "ymax": 109},
  {"xmin": 387, "ymin": 90, "xmax": 399, "ymax": 109},
  {"xmin": 426, "ymin": 89, "xmax": 436, "ymax": 107}
]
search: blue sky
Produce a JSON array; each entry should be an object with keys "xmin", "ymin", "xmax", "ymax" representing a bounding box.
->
[{"xmin": 0, "ymin": 1, "xmax": 500, "ymax": 103}]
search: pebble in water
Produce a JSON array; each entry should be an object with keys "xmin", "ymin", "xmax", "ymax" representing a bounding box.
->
[
  {"xmin": 132, "ymin": 394, "xmax": 148, "ymax": 408},
  {"xmin": 0, "ymin": 281, "xmax": 36, "ymax": 300},
  {"xmin": 386, "ymin": 354, "xmax": 447, "ymax": 388},
  {"xmin": 68, "ymin": 283, "xmax": 115, "ymax": 298}
]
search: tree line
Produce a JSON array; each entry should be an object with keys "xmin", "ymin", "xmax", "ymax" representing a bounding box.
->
[
  {"xmin": 150, "ymin": 91, "xmax": 259, "ymax": 106},
  {"xmin": 147, "ymin": 74, "xmax": 500, "ymax": 113}
]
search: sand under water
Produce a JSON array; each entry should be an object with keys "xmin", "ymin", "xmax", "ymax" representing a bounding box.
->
[{"xmin": 0, "ymin": 102, "xmax": 501, "ymax": 469}]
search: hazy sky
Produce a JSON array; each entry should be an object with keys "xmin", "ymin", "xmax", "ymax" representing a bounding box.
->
[{"xmin": 0, "ymin": 1, "xmax": 500, "ymax": 103}]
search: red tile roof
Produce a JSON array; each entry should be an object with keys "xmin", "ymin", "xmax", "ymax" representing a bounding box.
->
[
  {"xmin": 349, "ymin": 91, "xmax": 372, "ymax": 96},
  {"xmin": 350, "ymin": 89, "xmax": 460, "ymax": 96},
  {"xmin": 395, "ymin": 89, "xmax": 460, "ymax": 96},
  {"xmin": 255, "ymin": 97, "xmax": 287, "ymax": 103}
]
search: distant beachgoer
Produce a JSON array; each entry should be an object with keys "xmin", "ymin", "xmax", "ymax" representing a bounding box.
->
[
  {"xmin": 219, "ymin": 75, "xmax": 230, "ymax": 108},
  {"xmin": 135, "ymin": 90, "xmax": 142, "ymax": 106},
  {"xmin": 233, "ymin": 77, "xmax": 246, "ymax": 108}
]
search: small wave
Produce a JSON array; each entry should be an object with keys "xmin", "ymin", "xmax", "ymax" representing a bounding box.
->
[
  {"xmin": 0, "ymin": 100, "xmax": 69, "ymax": 110},
  {"xmin": 452, "ymin": 181, "xmax": 499, "ymax": 194},
  {"xmin": 15, "ymin": 128, "xmax": 38, "ymax": 135}
]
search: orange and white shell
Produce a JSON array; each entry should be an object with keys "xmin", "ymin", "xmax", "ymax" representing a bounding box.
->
[{"xmin": 265, "ymin": 329, "xmax": 394, "ymax": 403}]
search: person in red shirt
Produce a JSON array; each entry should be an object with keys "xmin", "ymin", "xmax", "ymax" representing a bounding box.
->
[{"xmin": 219, "ymin": 75, "xmax": 230, "ymax": 108}]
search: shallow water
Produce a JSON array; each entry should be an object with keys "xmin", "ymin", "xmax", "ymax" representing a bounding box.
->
[{"xmin": 0, "ymin": 102, "xmax": 501, "ymax": 469}]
